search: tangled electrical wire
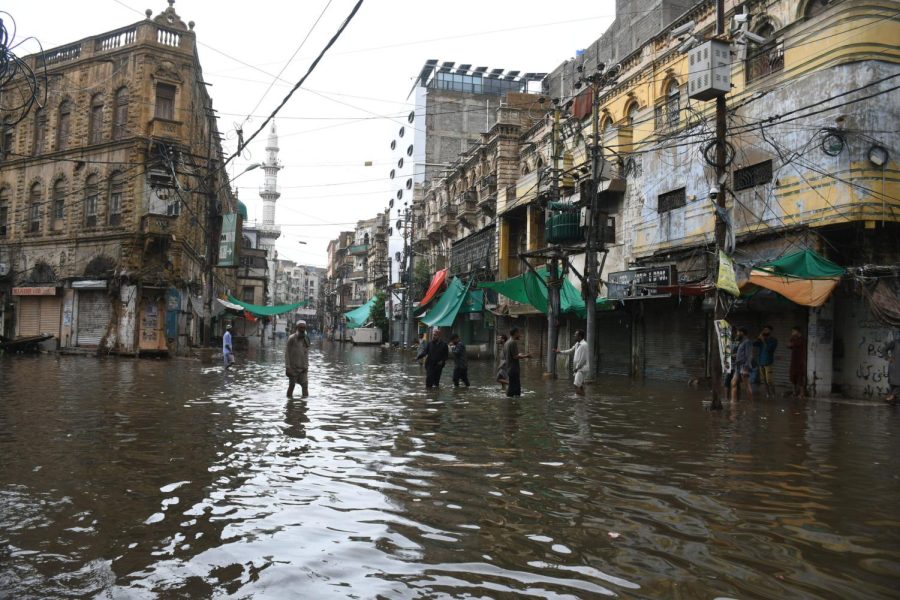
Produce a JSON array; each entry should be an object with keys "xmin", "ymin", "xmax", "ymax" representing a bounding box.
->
[{"xmin": 0, "ymin": 12, "xmax": 47, "ymax": 126}]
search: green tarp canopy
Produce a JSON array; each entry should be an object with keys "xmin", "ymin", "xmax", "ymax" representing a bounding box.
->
[
  {"xmin": 227, "ymin": 295, "xmax": 307, "ymax": 317},
  {"xmin": 479, "ymin": 267, "xmax": 613, "ymax": 318},
  {"xmin": 344, "ymin": 297, "xmax": 377, "ymax": 329},
  {"xmin": 420, "ymin": 277, "xmax": 471, "ymax": 328},
  {"xmin": 753, "ymin": 249, "xmax": 845, "ymax": 279},
  {"xmin": 459, "ymin": 289, "xmax": 484, "ymax": 314}
]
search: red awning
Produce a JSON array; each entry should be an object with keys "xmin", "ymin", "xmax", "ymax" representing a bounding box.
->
[{"xmin": 419, "ymin": 268, "xmax": 448, "ymax": 307}]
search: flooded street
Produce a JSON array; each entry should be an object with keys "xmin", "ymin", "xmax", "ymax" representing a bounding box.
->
[{"xmin": 1, "ymin": 343, "xmax": 899, "ymax": 599}]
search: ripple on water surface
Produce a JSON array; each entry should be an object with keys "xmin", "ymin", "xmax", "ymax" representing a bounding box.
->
[{"xmin": 0, "ymin": 346, "xmax": 898, "ymax": 598}]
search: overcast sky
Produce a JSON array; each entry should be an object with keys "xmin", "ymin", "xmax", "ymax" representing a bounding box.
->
[{"xmin": 8, "ymin": 0, "xmax": 616, "ymax": 267}]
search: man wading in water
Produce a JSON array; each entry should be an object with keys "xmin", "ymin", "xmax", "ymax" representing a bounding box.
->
[
  {"xmin": 285, "ymin": 321, "xmax": 311, "ymax": 399},
  {"xmin": 417, "ymin": 328, "xmax": 449, "ymax": 389}
]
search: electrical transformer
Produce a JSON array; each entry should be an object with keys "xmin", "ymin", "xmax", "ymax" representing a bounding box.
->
[{"xmin": 688, "ymin": 40, "xmax": 731, "ymax": 101}]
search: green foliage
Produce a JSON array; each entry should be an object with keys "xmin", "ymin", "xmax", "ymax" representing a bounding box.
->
[
  {"xmin": 371, "ymin": 291, "xmax": 389, "ymax": 337},
  {"xmin": 412, "ymin": 259, "xmax": 433, "ymax": 299}
]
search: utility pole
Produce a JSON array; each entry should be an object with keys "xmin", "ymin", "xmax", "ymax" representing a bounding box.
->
[
  {"xmin": 400, "ymin": 203, "xmax": 411, "ymax": 348},
  {"xmin": 583, "ymin": 69, "xmax": 605, "ymax": 382},
  {"xmin": 545, "ymin": 101, "xmax": 562, "ymax": 378},
  {"xmin": 710, "ymin": 0, "xmax": 728, "ymax": 410}
]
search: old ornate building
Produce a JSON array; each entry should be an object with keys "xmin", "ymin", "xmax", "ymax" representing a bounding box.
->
[{"xmin": 0, "ymin": 2, "xmax": 238, "ymax": 355}]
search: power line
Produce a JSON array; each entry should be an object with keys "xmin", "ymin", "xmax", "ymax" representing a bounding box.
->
[{"xmin": 226, "ymin": 0, "xmax": 365, "ymax": 168}]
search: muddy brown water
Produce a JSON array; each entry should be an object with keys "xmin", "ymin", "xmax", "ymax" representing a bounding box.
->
[{"xmin": 1, "ymin": 343, "xmax": 898, "ymax": 599}]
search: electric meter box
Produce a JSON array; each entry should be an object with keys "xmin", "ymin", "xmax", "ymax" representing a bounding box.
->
[{"xmin": 688, "ymin": 40, "xmax": 731, "ymax": 100}]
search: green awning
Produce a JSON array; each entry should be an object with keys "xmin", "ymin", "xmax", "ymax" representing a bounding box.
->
[
  {"xmin": 459, "ymin": 289, "xmax": 484, "ymax": 314},
  {"xmin": 345, "ymin": 297, "xmax": 377, "ymax": 329},
  {"xmin": 753, "ymin": 249, "xmax": 845, "ymax": 279},
  {"xmin": 227, "ymin": 295, "xmax": 307, "ymax": 317},
  {"xmin": 420, "ymin": 277, "xmax": 470, "ymax": 328},
  {"xmin": 479, "ymin": 268, "xmax": 614, "ymax": 317}
]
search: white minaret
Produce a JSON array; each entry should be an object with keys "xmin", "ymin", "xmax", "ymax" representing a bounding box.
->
[{"xmin": 258, "ymin": 122, "xmax": 282, "ymax": 309}]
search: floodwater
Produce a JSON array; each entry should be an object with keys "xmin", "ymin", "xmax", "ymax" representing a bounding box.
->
[{"xmin": 1, "ymin": 343, "xmax": 898, "ymax": 600}]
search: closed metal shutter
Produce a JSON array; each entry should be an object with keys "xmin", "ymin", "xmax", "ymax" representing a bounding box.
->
[
  {"xmin": 18, "ymin": 298, "xmax": 41, "ymax": 337},
  {"xmin": 597, "ymin": 312, "xmax": 632, "ymax": 375},
  {"xmin": 77, "ymin": 291, "xmax": 112, "ymax": 347},
  {"xmin": 40, "ymin": 297, "xmax": 61, "ymax": 338},
  {"xmin": 643, "ymin": 299, "xmax": 707, "ymax": 381},
  {"xmin": 525, "ymin": 315, "xmax": 545, "ymax": 364}
]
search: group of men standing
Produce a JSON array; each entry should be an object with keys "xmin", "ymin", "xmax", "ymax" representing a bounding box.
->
[{"xmin": 730, "ymin": 325, "xmax": 808, "ymax": 400}]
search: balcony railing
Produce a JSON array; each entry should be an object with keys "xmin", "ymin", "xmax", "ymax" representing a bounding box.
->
[
  {"xmin": 746, "ymin": 42, "xmax": 784, "ymax": 84},
  {"xmin": 349, "ymin": 243, "xmax": 369, "ymax": 255},
  {"xmin": 141, "ymin": 213, "xmax": 177, "ymax": 236},
  {"xmin": 95, "ymin": 27, "xmax": 136, "ymax": 52}
]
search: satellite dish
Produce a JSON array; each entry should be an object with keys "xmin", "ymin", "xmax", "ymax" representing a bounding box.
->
[{"xmin": 395, "ymin": 251, "xmax": 402, "ymax": 262}]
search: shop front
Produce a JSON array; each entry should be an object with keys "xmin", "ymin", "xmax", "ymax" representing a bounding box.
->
[
  {"xmin": 13, "ymin": 286, "xmax": 62, "ymax": 347},
  {"xmin": 73, "ymin": 281, "xmax": 113, "ymax": 348}
]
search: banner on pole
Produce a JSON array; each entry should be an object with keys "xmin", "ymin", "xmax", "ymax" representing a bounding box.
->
[
  {"xmin": 714, "ymin": 319, "xmax": 733, "ymax": 374},
  {"xmin": 218, "ymin": 214, "xmax": 238, "ymax": 267},
  {"xmin": 716, "ymin": 251, "xmax": 740, "ymax": 297}
]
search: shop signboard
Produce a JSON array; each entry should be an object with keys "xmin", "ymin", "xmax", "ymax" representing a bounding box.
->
[{"xmin": 607, "ymin": 265, "xmax": 676, "ymax": 300}]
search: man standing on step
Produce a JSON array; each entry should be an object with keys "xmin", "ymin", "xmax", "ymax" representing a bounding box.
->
[{"xmin": 286, "ymin": 321, "xmax": 311, "ymax": 399}]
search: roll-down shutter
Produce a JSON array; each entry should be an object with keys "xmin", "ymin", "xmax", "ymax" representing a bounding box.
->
[
  {"xmin": 596, "ymin": 313, "xmax": 632, "ymax": 375},
  {"xmin": 643, "ymin": 300, "xmax": 707, "ymax": 381},
  {"xmin": 18, "ymin": 298, "xmax": 41, "ymax": 337},
  {"xmin": 77, "ymin": 290, "xmax": 112, "ymax": 347}
]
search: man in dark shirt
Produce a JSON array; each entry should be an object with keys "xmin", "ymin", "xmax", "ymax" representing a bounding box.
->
[
  {"xmin": 503, "ymin": 326, "xmax": 531, "ymax": 397},
  {"xmin": 756, "ymin": 325, "xmax": 778, "ymax": 398},
  {"xmin": 731, "ymin": 327, "xmax": 755, "ymax": 402},
  {"xmin": 449, "ymin": 333, "xmax": 469, "ymax": 388},
  {"xmin": 416, "ymin": 328, "xmax": 449, "ymax": 389}
]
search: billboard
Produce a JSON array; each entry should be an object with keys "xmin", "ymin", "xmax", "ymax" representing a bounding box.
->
[{"xmin": 218, "ymin": 214, "xmax": 238, "ymax": 267}]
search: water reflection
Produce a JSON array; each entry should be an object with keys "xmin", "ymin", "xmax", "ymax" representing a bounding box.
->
[{"xmin": 0, "ymin": 345, "xmax": 898, "ymax": 598}]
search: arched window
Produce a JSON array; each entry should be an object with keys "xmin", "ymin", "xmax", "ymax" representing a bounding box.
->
[
  {"xmin": 57, "ymin": 100, "xmax": 72, "ymax": 151},
  {"xmin": 28, "ymin": 182, "xmax": 42, "ymax": 234},
  {"xmin": 32, "ymin": 108, "xmax": 47, "ymax": 155},
  {"xmin": 0, "ymin": 187, "xmax": 9, "ymax": 238},
  {"xmin": 666, "ymin": 80, "xmax": 680, "ymax": 128},
  {"xmin": 52, "ymin": 179, "xmax": 65, "ymax": 230},
  {"xmin": 108, "ymin": 171, "xmax": 123, "ymax": 226},
  {"xmin": 601, "ymin": 114, "xmax": 613, "ymax": 133},
  {"xmin": 1, "ymin": 117, "xmax": 13, "ymax": 160},
  {"xmin": 89, "ymin": 94, "xmax": 104, "ymax": 144},
  {"xmin": 745, "ymin": 21, "xmax": 783, "ymax": 83},
  {"xmin": 84, "ymin": 174, "xmax": 99, "ymax": 227},
  {"xmin": 627, "ymin": 103, "xmax": 639, "ymax": 126},
  {"xmin": 113, "ymin": 87, "xmax": 129, "ymax": 140},
  {"xmin": 804, "ymin": 0, "xmax": 831, "ymax": 19}
]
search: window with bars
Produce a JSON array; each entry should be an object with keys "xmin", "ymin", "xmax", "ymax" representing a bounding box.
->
[
  {"xmin": 0, "ymin": 188, "xmax": 9, "ymax": 238},
  {"xmin": 52, "ymin": 179, "xmax": 65, "ymax": 229},
  {"xmin": 733, "ymin": 159, "xmax": 773, "ymax": 191},
  {"xmin": 85, "ymin": 174, "xmax": 99, "ymax": 227},
  {"xmin": 113, "ymin": 88, "xmax": 129, "ymax": 140},
  {"xmin": 108, "ymin": 172, "xmax": 123, "ymax": 226},
  {"xmin": 29, "ymin": 183, "xmax": 41, "ymax": 233},
  {"xmin": 657, "ymin": 187, "xmax": 686, "ymax": 213},
  {"xmin": 155, "ymin": 83, "xmax": 176, "ymax": 120},
  {"xmin": 57, "ymin": 101, "xmax": 71, "ymax": 150},
  {"xmin": 32, "ymin": 108, "xmax": 46, "ymax": 155},
  {"xmin": 1, "ymin": 117, "xmax": 13, "ymax": 160},
  {"xmin": 89, "ymin": 95, "xmax": 104, "ymax": 144}
]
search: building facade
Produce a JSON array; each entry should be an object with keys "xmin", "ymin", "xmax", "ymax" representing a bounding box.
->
[
  {"xmin": 390, "ymin": 0, "xmax": 898, "ymax": 397},
  {"xmin": 0, "ymin": 2, "xmax": 239, "ymax": 356}
]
